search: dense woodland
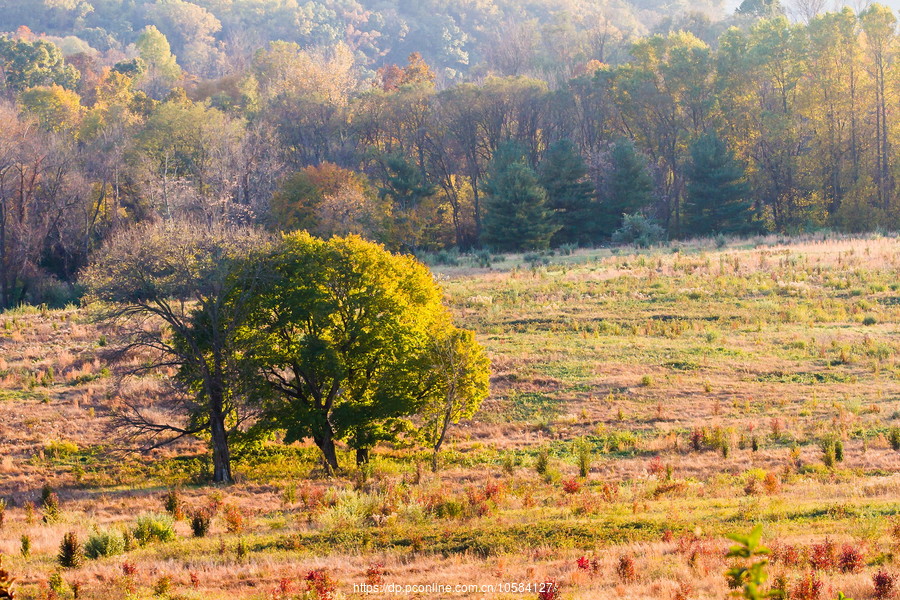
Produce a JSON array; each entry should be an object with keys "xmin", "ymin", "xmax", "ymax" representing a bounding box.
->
[{"xmin": 3, "ymin": 0, "xmax": 900, "ymax": 308}]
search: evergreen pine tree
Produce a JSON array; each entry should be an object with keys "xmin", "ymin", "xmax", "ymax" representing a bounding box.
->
[
  {"xmin": 377, "ymin": 152, "xmax": 435, "ymax": 212},
  {"xmin": 598, "ymin": 139, "xmax": 655, "ymax": 236},
  {"xmin": 538, "ymin": 139, "xmax": 598, "ymax": 246},
  {"xmin": 481, "ymin": 141, "xmax": 558, "ymax": 251},
  {"xmin": 685, "ymin": 131, "xmax": 754, "ymax": 236}
]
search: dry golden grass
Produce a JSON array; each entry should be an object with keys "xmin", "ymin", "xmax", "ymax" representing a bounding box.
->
[{"xmin": 4, "ymin": 234, "xmax": 900, "ymax": 599}]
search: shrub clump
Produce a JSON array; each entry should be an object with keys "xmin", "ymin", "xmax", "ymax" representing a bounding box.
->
[
  {"xmin": 535, "ymin": 448, "xmax": 550, "ymax": 476},
  {"xmin": 874, "ymin": 570, "xmax": 896, "ymax": 600},
  {"xmin": 612, "ymin": 214, "xmax": 665, "ymax": 248},
  {"xmin": 84, "ymin": 529, "xmax": 126, "ymax": 559},
  {"xmin": 838, "ymin": 543, "xmax": 865, "ymax": 574},
  {"xmin": 305, "ymin": 568, "xmax": 336, "ymax": 600},
  {"xmin": 0, "ymin": 555, "xmax": 14, "ymax": 598},
  {"xmin": 222, "ymin": 504, "xmax": 245, "ymax": 533},
  {"xmin": 792, "ymin": 571, "xmax": 823, "ymax": 600},
  {"xmin": 809, "ymin": 538, "xmax": 837, "ymax": 571},
  {"xmin": 190, "ymin": 508, "xmax": 212, "ymax": 538},
  {"xmin": 41, "ymin": 485, "xmax": 60, "ymax": 524},
  {"xmin": 890, "ymin": 428, "xmax": 900, "ymax": 452},
  {"xmin": 163, "ymin": 489, "xmax": 183, "ymax": 520},
  {"xmin": 133, "ymin": 514, "xmax": 176, "ymax": 546},
  {"xmin": 616, "ymin": 555, "xmax": 636, "ymax": 583}
]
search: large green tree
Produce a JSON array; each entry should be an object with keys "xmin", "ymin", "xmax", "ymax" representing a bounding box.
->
[
  {"xmin": 0, "ymin": 36, "xmax": 79, "ymax": 96},
  {"xmin": 244, "ymin": 232, "xmax": 487, "ymax": 472},
  {"xmin": 481, "ymin": 141, "xmax": 557, "ymax": 251},
  {"xmin": 134, "ymin": 25, "xmax": 182, "ymax": 98}
]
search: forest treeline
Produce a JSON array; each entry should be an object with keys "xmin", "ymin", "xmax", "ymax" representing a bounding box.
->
[
  {"xmin": 2, "ymin": 2, "xmax": 900, "ymax": 309},
  {"xmin": 0, "ymin": 0, "xmax": 729, "ymax": 82}
]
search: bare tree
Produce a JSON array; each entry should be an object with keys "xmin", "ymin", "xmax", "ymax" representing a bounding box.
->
[
  {"xmin": 485, "ymin": 19, "xmax": 539, "ymax": 77},
  {"xmin": 788, "ymin": 0, "xmax": 829, "ymax": 22},
  {"xmin": 82, "ymin": 220, "xmax": 271, "ymax": 483},
  {"xmin": 0, "ymin": 103, "xmax": 86, "ymax": 308}
]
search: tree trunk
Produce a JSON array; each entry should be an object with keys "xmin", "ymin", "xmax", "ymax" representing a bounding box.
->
[
  {"xmin": 356, "ymin": 447, "xmax": 370, "ymax": 466},
  {"xmin": 314, "ymin": 431, "xmax": 339, "ymax": 475},
  {"xmin": 209, "ymin": 408, "xmax": 232, "ymax": 484},
  {"xmin": 431, "ymin": 409, "xmax": 453, "ymax": 472}
]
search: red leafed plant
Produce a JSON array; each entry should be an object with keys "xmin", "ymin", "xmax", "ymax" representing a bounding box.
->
[
  {"xmin": 305, "ymin": 569, "xmax": 336, "ymax": 600},
  {"xmin": 537, "ymin": 579, "xmax": 560, "ymax": 600},
  {"xmin": 874, "ymin": 569, "xmax": 896, "ymax": 600},
  {"xmin": 562, "ymin": 477, "xmax": 582, "ymax": 494},
  {"xmin": 365, "ymin": 563, "xmax": 385, "ymax": 586}
]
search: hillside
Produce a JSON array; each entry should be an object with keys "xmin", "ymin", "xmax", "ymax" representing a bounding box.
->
[
  {"xmin": 0, "ymin": 0, "xmax": 727, "ymax": 79},
  {"xmin": 2, "ymin": 234, "xmax": 900, "ymax": 599}
]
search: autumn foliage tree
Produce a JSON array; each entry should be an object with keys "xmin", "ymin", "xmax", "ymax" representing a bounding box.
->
[{"xmin": 270, "ymin": 163, "xmax": 390, "ymax": 240}]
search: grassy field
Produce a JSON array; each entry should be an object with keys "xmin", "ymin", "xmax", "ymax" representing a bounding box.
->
[{"xmin": 4, "ymin": 234, "xmax": 900, "ymax": 599}]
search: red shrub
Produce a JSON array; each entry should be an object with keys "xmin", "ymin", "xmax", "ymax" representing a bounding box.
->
[
  {"xmin": 809, "ymin": 538, "xmax": 837, "ymax": 571},
  {"xmin": 562, "ymin": 478, "xmax": 581, "ymax": 494},
  {"xmin": 268, "ymin": 578, "xmax": 293, "ymax": 600},
  {"xmin": 676, "ymin": 533, "xmax": 716, "ymax": 562},
  {"xmin": 792, "ymin": 572, "xmax": 823, "ymax": 600},
  {"xmin": 874, "ymin": 570, "xmax": 896, "ymax": 600},
  {"xmin": 483, "ymin": 482, "xmax": 503, "ymax": 500},
  {"xmin": 575, "ymin": 555, "xmax": 601, "ymax": 574},
  {"xmin": 468, "ymin": 482, "xmax": 503, "ymax": 506},
  {"xmin": 537, "ymin": 579, "xmax": 560, "ymax": 600},
  {"xmin": 365, "ymin": 563, "xmax": 385, "ymax": 587},
  {"xmin": 616, "ymin": 555, "xmax": 636, "ymax": 583},
  {"xmin": 770, "ymin": 418, "xmax": 783, "ymax": 438},
  {"xmin": 770, "ymin": 542, "xmax": 802, "ymax": 567},
  {"xmin": 596, "ymin": 481, "xmax": 619, "ymax": 502},
  {"xmin": 690, "ymin": 428, "xmax": 703, "ymax": 451},
  {"xmin": 299, "ymin": 486, "xmax": 325, "ymax": 511},
  {"xmin": 674, "ymin": 580, "xmax": 694, "ymax": 600},
  {"xmin": 305, "ymin": 569, "xmax": 336, "ymax": 600},
  {"xmin": 648, "ymin": 455, "xmax": 665, "ymax": 478},
  {"xmin": 222, "ymin": 504, "xmax": 245, "ymax": 533},
  {"xmin": 838, "ymin": 543, "xmax": 865, "ymax": 574},
  {"xmin": 763, "ymin": 472, "xmax": 781, "ymax": 494}
]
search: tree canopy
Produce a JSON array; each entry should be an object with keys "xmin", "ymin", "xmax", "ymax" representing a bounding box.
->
[
  {"xmin": 243, "ymin": 232, "xmax": 488, "ymax": 472},
  {"xmin": 84, "ymin": 224, "xmax": 490, "ymax": 480}
]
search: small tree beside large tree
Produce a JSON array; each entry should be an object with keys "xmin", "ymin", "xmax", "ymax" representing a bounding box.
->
[{"xmin": 83, "ymin": 220, "xmax": 270, "ymax": 484}]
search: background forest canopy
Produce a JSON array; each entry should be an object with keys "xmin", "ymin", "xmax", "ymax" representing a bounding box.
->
[{"xmin": 3, "ymin": 0, "xmax": 900, "ymax": 308}]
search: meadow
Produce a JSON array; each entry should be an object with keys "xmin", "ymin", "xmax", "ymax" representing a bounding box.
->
[{"xmin": 3, "ymin": 234, "xmax": 900, "ymax": 599}]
